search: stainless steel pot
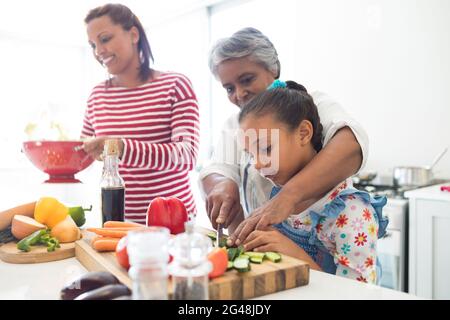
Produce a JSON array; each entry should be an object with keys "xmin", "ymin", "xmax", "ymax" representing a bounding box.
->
[
  {"xmin": 393, "ymin": 148, "xmax": 447, "ymax": 187},
  {"xmin": 393, "ymin": 166, "xmax": 433, "ymax": 187}
]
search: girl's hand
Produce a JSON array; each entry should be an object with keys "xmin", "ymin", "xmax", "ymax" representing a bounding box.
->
[
  {"xmin": 82, "ymin": 137, "xmax": 124, "ymax": 161},
  {"xmin": 242, "ymin": 228, "xmax": 301, "ymax": 257},
  {"xmin": 242, "ymin": 228, "xmax": 322, "ymax": 270},
  {"xmin": 206, "ymin": 178, "xmax": 243, "ymax": 230}
]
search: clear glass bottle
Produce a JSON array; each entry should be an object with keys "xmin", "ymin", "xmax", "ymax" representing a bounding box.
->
[
  {"xmin": 127, "ymin": 227, "xmax": 171, "ymax": 300},
  {"xmin": 100, "ymin": 139, "xmax": 125, "ymax": 223},
  {"xmin": 168, "ymin": 222, "xmax": 212, "ymax": 300}
]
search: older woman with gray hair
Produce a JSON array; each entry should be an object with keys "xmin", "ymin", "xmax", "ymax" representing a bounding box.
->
[{"xmin": 199, "ymin": 27, "xmax": 368, "ymax": 246}]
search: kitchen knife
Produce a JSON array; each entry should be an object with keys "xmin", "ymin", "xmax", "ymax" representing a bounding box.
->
[{"xmin": 216, "ymin": 223, "xmax": 223, "ymax": 247}]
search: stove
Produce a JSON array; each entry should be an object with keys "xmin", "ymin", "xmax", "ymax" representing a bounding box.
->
[
  {"xmin": 353, "ymin": 175, "xmax": 423, "ymax": 199},
  {"xmin": 353, "ymin": 175, "xmax": 447, "ymax": 292},
  {"xmin": 353, "ymin": 175, "xmax": 410, "ymax": 292}
]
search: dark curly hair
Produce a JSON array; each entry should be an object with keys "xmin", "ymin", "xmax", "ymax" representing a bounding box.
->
[
  {"xmin": 85, "ymin": 3, "xmax": 153, "ymax": 83},
  {"xmin": 239, "ymin": 81, "xmax": 323, "ymax": 152}
]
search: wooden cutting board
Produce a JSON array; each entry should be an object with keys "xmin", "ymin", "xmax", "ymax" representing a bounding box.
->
[
  {"xmin": 0, "ymin": 241, "xmax": 75, "ymax": 264},
  {"xmin": 75, "ymin": 229, "xmax": 310, "ymax": 299}
]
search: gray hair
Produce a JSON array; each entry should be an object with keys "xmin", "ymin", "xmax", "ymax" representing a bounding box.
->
[{"xmin": 208, "ymin": 27, "xmax": 281, "ymax": 79}]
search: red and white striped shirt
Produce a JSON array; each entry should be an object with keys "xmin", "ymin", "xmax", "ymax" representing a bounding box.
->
[{"xmin": 82, "ymin": 72, "xmax": 199, "ymax": 224}]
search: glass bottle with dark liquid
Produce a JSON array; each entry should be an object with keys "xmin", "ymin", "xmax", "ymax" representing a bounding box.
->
[{"xmin": 101, "ymin": 139, "xmax": 125, "ymax": 223}]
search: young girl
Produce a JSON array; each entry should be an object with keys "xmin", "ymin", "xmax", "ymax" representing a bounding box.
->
[{"xmin": 238, "ymin": 81, "xmax": 388, "ymax": 284}]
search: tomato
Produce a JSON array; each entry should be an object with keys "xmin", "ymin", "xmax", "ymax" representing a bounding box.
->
[
  {"xmin": 115, "ymin": 236, "xmax": 130, "ymax": 270},
  {"xmin": 146, "ymin": 197, "xmax": 188, "ymax": 235},
  {"xmin": 207, "ymin": 247, "xmax": 228, "ymax": 279}
]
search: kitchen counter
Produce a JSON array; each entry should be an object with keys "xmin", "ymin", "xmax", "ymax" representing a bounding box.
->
[
  {"xmin": 404, "ymin": 183, "xmax": 450, "ymax": 201},
  {"xmin": 0, "ymin": 170, "xmax": 421, "ymax": 300},
  {"xmin": 0, "ymin": 256, "xmax": 419, "ymax": 300}
]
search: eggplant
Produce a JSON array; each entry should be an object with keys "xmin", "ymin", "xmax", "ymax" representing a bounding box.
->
[
  {"xmin": 60, "ymin": 271, "xmax": 120, "ymax": 300},
  {"xmin": 74, "ymin": 284, "xmax": 131, "ymax": 300},
  {"xmin": 113, "ymin": 295, "xmax": 132, "ymax": 300}
]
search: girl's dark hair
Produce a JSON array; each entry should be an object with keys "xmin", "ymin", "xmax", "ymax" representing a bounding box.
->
[
  {"xmin": 239, "ymin": 81, "xmax": 323, "ymax": 152},
  {"xmin": 85, "ymin": 3, "xmax": 153, "ymax": 83}
]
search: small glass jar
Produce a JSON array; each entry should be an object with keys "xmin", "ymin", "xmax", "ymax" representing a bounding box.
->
[
  {"xmin": 168, "ymin": 222, "xmax": 212, "ymax": 300},
  {"xmin": 127, "ymin": 227, "xmax": 170, "ymax": 300}
]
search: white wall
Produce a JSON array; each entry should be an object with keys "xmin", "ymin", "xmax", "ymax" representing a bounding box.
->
[
  {"xmin": 207, "ymin": 0, "xmax": 450, "ymax": 179},
  {"xmin": 289, "ymin": 0, "xmax": 450, "ymax": 178},
  {"xmin": 1, "ymin": 0, "xmax": 449, "ymax": 188}
]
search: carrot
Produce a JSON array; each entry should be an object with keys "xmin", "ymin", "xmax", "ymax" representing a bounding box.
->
[
  {"xmin": 92, "ymin": 238, "xmax": 120, "ymax": 252},
  {"xmin": 0, "ymin": 201, "xmax": 36, "ymax": 231},
  {"xmin": 91, "ymin": 236, "xmax": 120, "ymax": 246},
  {"xmin": 87, "ymin": 228, "xmax": 129, "ymax": 238},
  {"xmin": 90, "ymin": 235, "xmax": 102, "ymax": 246},
  {"xmin": 95, "ymin": 227, "xmax": 143, "ymax": 232},
  {"xmin": 103, "ymin": 221, "xmax": 144, "ymax": 228}
]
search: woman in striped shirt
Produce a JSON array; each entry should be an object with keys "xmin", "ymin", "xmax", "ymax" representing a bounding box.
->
[{"xmin": 81, "ymin": 4, "xmax": 199, "ymax": 223}]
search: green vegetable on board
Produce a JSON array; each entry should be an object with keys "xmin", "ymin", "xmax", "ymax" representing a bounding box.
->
[
  {"xmin": 16, "ymin": 229, "xmax": 60, "ymax": 252},
  {"xmin": 68, "ymin": 205, "xmax": 92, "ymax": 227}
]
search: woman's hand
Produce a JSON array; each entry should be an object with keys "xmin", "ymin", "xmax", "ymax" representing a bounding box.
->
[
  {"xmin": 82, "ymin": 137, "xmax": 124, "ymax": 161},
  {"xmin": 227, "ymin": 192, "xmax": 317, "ymax": 246},
  {"xmin": 205, "ymin": 178, "xmax": 243, "ymax": 230}
]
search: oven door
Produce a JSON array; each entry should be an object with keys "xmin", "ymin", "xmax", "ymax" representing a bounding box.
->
[{"xmin": 377, "ymin": 229, "xmax": 404, "ymax": 291}]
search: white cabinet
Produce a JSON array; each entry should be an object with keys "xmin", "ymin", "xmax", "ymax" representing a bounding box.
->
[{"xmin": 406, "ymin": 184, "xmax": 450, "ymax": 299}]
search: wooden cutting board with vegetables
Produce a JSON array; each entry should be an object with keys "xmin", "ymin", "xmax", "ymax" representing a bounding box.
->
[
  {"xmin": 0, "ymin": 198, "xmax": 91, "ymax": 264},
  {"xmin": 75, "ymin": 226, "xmax": 310, "ymax": 300},
  {"xmin": 0, "ymin": 240, "xmax": 76, "ymax": 264}
]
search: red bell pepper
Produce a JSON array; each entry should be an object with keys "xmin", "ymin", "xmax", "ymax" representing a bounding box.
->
[{"xmin": 146, "ymin": 197, "xmax": 188, "ymax": 234}]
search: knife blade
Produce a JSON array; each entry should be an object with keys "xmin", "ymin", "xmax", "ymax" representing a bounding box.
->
[{"xmin": 216, "ymin": 223, "xmax": 223, "ymax": 247}]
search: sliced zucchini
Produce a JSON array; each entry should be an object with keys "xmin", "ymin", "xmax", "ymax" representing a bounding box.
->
[
  {"xmin": 219, "ymin": 236, "xmax": 228, "ymax": 248},
  {"xmin": 227, "ymin": 247, "xmax": 238, "ymax": 261},
  {"xmin": 237, "ymin": 254, "xmax": 250, "ymax": 260},
  {"xmin": 227, "ymin": 261, "xmax": 234, "ymax": 270},
  {"xmin": 206, "ymin": 232, "xmax": 217, "ymax": 241},
  {"xmin": 250, "ymin": 256, "xmax": 263, "ymax": 264},
  {"xmin": 233, "ymin": 258, "xmax": 251, "ymax": 273},
  {"xmin": 244, "ymin": 251, "xmax": 266, "ymax": 260},
  {"xmin": 265, "ymin": 252, "xmax": 282, "ymax": 263},
  {"xmin": 235, "ymin": 245, "xmax": 245, "ymax": 257}
]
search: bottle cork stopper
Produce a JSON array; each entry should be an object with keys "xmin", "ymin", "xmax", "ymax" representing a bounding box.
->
[{"xmin": 105, "ymin": 139, "xmax": 119, "ymax": 156}]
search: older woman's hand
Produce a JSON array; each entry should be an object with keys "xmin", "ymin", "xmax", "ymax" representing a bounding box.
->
[
  {"xmin": 227, "ymin": 191, "xmax": 316, "ymax": 246},
  {"xmin": 205, "ymin": 178, "xmax": 243, "ymax": 230}
]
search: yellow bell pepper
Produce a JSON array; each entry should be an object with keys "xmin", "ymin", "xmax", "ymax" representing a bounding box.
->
[{"xmin": 34, "ymin": 197, "xmax": 69, "ymax": 229}]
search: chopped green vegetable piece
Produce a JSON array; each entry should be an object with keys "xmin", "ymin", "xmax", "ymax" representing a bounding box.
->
[
  {"xmin": 227, "ymin": 247, "xmax": 238, "ymax": 261},
  {"xmin": 244, "ymin": 251, "xmax": 266, "ymax": 260},
  {"xmin": 235, "ymin": 245, "xmax": 245, "ymax": 257},
  {"xmin": 218, "ymin": 236, "xmax": 228, "ymax": 248},
  {"xmin": 206, "ymin": 232, "xmax": 217, "ymax": 241},
  {"xmin": 265, "ymin": 252, "xmax": 282, "ymax": 263},
  {"xmin": 233, "ymin": 258, "xmax": 251, "ymax": 272},
  {"xmin": 237, "ymin": 254, "xmax": 250, "ymax": 260},
  {"xmin": 250, "ymin": 256, "xmax": 263, "ymax": 264},
  {"xmin": 17, "ymin": 229, "xmax": 48, "ymax": 252},
  {"xmin": 16, "ymin": 229, "xmax": 60, "ymax": 252}
]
